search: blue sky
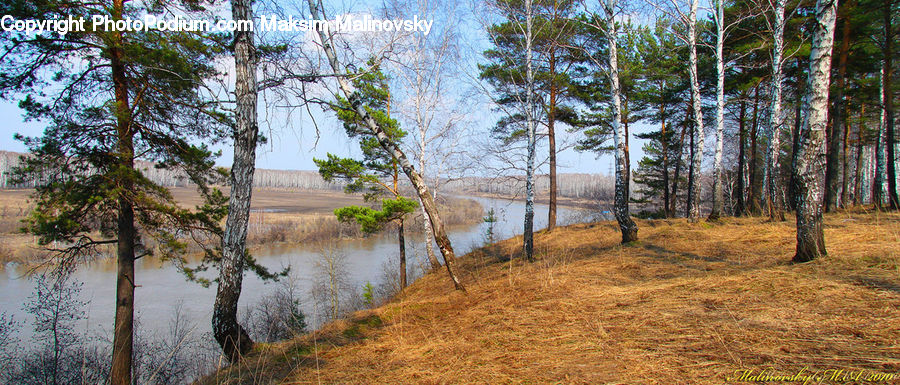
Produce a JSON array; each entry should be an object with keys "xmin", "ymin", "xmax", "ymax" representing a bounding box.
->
[{"xmin": 0, "ymin": 0, "xmax": 656, "ymax": 176}]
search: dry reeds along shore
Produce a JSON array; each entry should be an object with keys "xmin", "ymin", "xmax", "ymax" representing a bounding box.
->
[
  {"xmin": 202, "ymin": 211, "xmax": 900, "ymax": 384},
  {"xmin": 0, "ymin": 188, "xmax": 484, "ymax": 265}
]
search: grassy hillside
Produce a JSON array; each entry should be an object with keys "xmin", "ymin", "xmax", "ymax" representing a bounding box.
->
[{"xmin": 201, "ymin": 211, "xmax": 900, "ymax": 384}]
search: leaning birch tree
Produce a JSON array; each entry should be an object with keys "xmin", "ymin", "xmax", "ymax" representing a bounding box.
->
[
  {"xmin": 306, "ymin": 0, "xmax": 466, "ymax": 290},
  {"xmin": 792, "ymin": 0, "xmax": 838, "ymax": 263}
]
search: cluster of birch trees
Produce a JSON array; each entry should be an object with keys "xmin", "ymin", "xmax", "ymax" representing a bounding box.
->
[
  {"xmin": 1, "ymin": 0, "xmax": 896, "ymax": 379},
  {"xmin": 479, "ymin": 0, "xmax": 896, "ymax": 260}
]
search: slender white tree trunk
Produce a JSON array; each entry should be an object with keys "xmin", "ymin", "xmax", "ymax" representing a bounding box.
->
[
  {"xmin": 793, "ymin": 0, "xmax": 838, "ymax": 262},
  {"xmin": 710, "ymin": 0, "xmax": 726, "ymax": 219},
  {"xmin": 873, "ymin": 67, "xmax": 887, "ymax": 208},
  {"xmin": 523, "ymin": 0, "xmax": 537, "ymax": 261},
  {"xmin": 605, "ymin": 0, "xmax": 638, "ymax": 242},
  {"xmin": 687, "ymin": 0, "xmax": 706, "ymax": 222},
  {"xmin": 766, "ymin": 0, "xmax": 787, "ymax": 220},
  {"xmin": 415, "ymin": 63, "xmax": 442, "ymax": 269}
]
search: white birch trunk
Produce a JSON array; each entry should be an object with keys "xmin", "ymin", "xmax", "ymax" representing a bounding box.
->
[
  {"xmin": 605, "ymin": 0, "xmax": 638, "ymax": 242},
  {"xmin": 687, "ymin": 0, "xmax": 706, "ymax": 222},
  {"xmin": 873, "ymin": 67, "xmax": 887, "ymax": 207},
  {"xmin": 213, "ymin": 0, "xmax": 257, "ymax": 361},
  {"xmin": 414, "ymin": 57, "xmax": 442, "ymax": 270},
  {"xmin": 523, "ymin": 0, "xmax": 537, "ymax": 261},
  {"xmin": 793, "ymin": 0, "xmax": 837, "ymax": 262},
  {"xmin": 766, "ymin": 0, "xmax": 786, "ymax": 220},
  {"xmin": 710, "ymin": 0, "xmax": 726, "ymax": 219}
]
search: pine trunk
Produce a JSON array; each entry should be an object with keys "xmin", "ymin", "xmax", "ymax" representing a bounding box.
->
[
  {"xmin": 661, "ymin": 111, "xmax": 671, "ymax": 217},
  {"xmin": 399, "ymin": 221, "xmax": 407, "ymax": 289},
  {"xmin": 793, "ymin": 0, "xmax": 837, "ymax": 263},
  {"xmin": 840, "ymin": 108, "xmax": 851, "ymax": 207},
  {"xmin": 547, "ymin": 51, "xmax": 558, "ymax": 231},
  {"xmin": 308, "ymin": 0, "xmax": 466, "ymax": 289},
  {"xmin": 606, "ymin": 0, "xmax": 638, "ymax": 242},
  {"xmin": 735, "ymin": 97, "xmax": 747, "ymax": 216},
  {"xmin": 109, "ymin": 0, "xmax": 135, "ymax": 382},
  {"xmin": 853, "ymin": 111, "xmax": 864, "ymax": 205},
  {"xmin": 213, "ymin": 0, "xmax": 257, "ymax": 361},
  {"xmin": 749, "ymin": 85, "xmax": 762, "ymax": 214},
  {"xmin": 825, "ymin": 3, "xmax": 852, "ymax": 212}
]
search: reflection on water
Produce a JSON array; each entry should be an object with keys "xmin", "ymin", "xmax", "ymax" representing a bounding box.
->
[{"xmin": 0, "ymin": 196, "xmax": 602, "ymax": 343}]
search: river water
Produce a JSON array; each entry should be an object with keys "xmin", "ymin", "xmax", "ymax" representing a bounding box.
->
[{"xmin": 0, "ymin": 196, "xmax": 600, "ymax": 343}]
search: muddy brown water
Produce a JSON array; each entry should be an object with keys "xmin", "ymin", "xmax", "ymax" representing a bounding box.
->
[{"xmin": 0, "ymin": 196, "xmax": 603, "ymax": 344}]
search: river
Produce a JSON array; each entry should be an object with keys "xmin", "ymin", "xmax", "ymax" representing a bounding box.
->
[{"xmin": 0, "ymin": 196, "xmax": 602, "ymax": 344}]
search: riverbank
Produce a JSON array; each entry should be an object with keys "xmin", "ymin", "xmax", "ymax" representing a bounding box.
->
[
  {"xmin": 201, "ymin": 210, "xmax": 900, "ymax": 384},
  {"xmin": 455, "ymin": 190, "xmax": 607, "ymax": 211},
  {"xmin": 0, "ymin": 188, "xmax": 483, "ymax": 266}
]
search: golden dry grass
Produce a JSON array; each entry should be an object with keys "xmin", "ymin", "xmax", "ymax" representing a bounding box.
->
[{"xmin": 200, "ymin": 210, "xmax": 900, "ymax": 384}]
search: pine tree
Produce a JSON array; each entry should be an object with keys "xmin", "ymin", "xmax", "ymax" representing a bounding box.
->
[
  {"xmin": 0, "ymin": 1, "xmax": 230, "ymax": 382},
  {"xmin": 315, "ymin": 64, "xmax": 418, "ymax": 289}
]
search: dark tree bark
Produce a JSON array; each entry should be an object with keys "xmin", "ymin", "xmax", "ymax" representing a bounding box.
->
[
  {"xmin": 687, "ymin": 116, "xmax": 696, "ymax": 218},
  {"xmin": 825, "ymin": 4, "xmax": 852, "ymax": 211},
  {"xmin": 213, "ymin": 0, "xmax": 257, "ymax": 361},
  {"xmin": 661, "ymin": 110, "xmax": 671, "ymax": 217},
  {"xmin": 398, "ymin": 220, "xmax": 407, "ymax": 289},
  {"xmin": 673, "ymin": 121, "xmax": 687, "ymax": 217},
  {"xmin": 547, "ymin": 50, "xmax": 558, "ymax": 231},
  {"xmin": 749, "ymin": 85, "xmax": 762, "ymax": 214},
  {"xmin": 793, "ymin": 0, "xmax": 837, "ymax": 263},
  {"xmin": 109, "ymin": 0, "xmax": 136, "ymax": 382},
  {"xmin": 840, "ymin": 106, "xmax": 851, "ymax": 207},
  {"xmin": 853, "ymin": 109, "xmax": 864, "ymax": 205},
  {"xmin": 735, "ymin": 97, "xmax": 748, "ymax": 216}
]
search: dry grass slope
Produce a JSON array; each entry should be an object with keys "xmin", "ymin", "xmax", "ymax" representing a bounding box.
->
[{"xmin": 203, "ymin": 211, "xmax": 900, "ymax": 384}]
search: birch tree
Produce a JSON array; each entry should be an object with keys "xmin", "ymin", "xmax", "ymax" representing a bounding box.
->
[
  {"xmin": 213, "ymin": 0, "xmax": 259, "ymax": 361},
  {"xmin": 603, "ymin": 0, "xmax": 639, "ymax": 241},
  {"xmin": 385, "ymin": 0, "xmax": 468, "ymax": 270},
  {"xmin": 764, "ymin": 0, "xmax": 787, "ymax": 220},
  {"xmin": 651, "ymin": 0, "xmax": 708, "ymax": 221},
  {"xmin": 792, "ymin": 0, "xmax": 838, "ymax": 263},
  {"xmin": 524, "ymin": 0, "xmax": 538, "ymax": 260},
  {"xmin": 685, "ymin": 0, "xmax": 706, "ymax": 221},
  {"xmin": 873, "ymin": 67, "xmax": 887, "ymax": 209},
  {"xmin": 306, "ymin": 0, "xmax": 466, "ymax": 290}
]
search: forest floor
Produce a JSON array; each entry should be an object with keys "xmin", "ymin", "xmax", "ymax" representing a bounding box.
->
[
  {"xmin": 201, "ymin": 210, "xmax": 900, "ymax": 384},
  {"xmin": 0, "ymin": 188, "xmax": 483, "ymax": 265}
]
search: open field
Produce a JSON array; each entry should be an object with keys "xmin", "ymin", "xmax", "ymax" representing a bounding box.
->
[
  {"xmin": 0, "ymin": 188, "xmax": 483, "ymax": 265},
  {"xmin": 203, "ymin": 210, "xmax": 900, "ymax": 384}
]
